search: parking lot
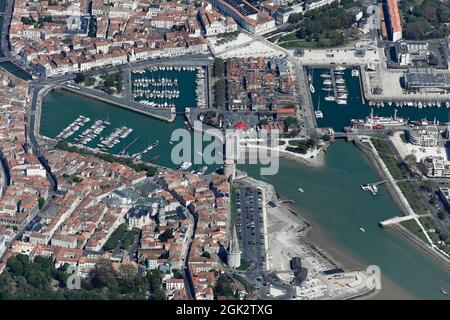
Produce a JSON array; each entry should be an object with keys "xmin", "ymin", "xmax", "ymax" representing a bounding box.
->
[{"xmin": 236, "ymin": 185, "xmax": 267, "ymax": 272}]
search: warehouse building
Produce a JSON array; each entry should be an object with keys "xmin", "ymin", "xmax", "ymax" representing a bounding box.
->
[{"xmin": 403, "ymin": 69, "xmax": 450, "ymax": 93}]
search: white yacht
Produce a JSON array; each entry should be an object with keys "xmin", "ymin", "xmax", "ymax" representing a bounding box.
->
[{"xmin": 180, "ymin": 162, "xmax": 192, "ymax": 170}]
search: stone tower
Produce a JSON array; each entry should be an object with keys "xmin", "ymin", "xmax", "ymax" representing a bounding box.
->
[
  {"xmin": 223, "ymin": 158, "xmax": 236, "ymax": 179},
  {"xmin": 227, "ymin": 225, "xmax": 241, "ymax": 269}
]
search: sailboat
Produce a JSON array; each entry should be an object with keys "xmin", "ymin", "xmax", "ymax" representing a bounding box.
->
[
  {"xmin": 104, "ymin": 112, "xmax": 111, "ymax": 125},
  {"xmin": 324, "ymin": 91, "xmax": 335, "ymax": 102},
  {"xmin": 308, "ymin": 68, "xmax": 313, "ymax": 82},
  {"xmin": 315, "ymin": 98, "xmax": 323, "ymax": 119}
]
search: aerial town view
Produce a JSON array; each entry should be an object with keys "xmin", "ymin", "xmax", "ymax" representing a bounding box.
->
[{"xmin": 0, "ymin": 0, "xmax": 449, "ymax": 305}]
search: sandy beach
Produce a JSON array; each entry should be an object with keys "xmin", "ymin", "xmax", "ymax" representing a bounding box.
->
[
  {"xmin": 278, "ymin": 200, "xmax": 416, "ymax": 300},
  {"xmin": 279, "ymin": 148, "xmax": 325, "ymax": 168},
  {"xmin": 238, "ymin": 143, "xmax": 327, "ymax": 169}
]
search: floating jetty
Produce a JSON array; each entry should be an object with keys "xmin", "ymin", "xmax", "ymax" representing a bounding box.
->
[
  {"xmin": 321, "ymin": 66, "xmax": 348, "ymax": 105},
  {"xmin": 131, "ymin": 140, "xmax": 159, "ymax": 160},
  {"xmin": 119, "ymin": 136, "xmax": 140, "ymax": 155},
  {"xmin": 56, "ymin": 115, "xmax": 90, "ymax": 139},
  {"xmin": 360, "ymin": 180, "xmax": 387, "ymax": 196},
  {"xmin": 97, "ymin": 126, "xmax": 133, "ymax": 151},
  {"xmin": 74, "ymin": 120, "xmax": 109, "ymax": 145}
]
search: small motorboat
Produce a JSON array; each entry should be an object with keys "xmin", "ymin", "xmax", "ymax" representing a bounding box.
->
[
  {"xmin": 297, "ymin": 187, "xmax": 304, "ymax": 193},
  {"xmin": 359, "ymin": 227, "xmax": 366, "ymax": 233}
]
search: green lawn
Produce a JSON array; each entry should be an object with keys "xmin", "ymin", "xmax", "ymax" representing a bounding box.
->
[
  {"xmin": 371, "ymin": 138, "xmax": 408, "ymax": 180},
  {"xmin": 397, "ymin": 181, "xmax": 428, "ymax": 215},
  {"xmin": 267, "ymin": 35, "xmax": 281, "ymax": 43},
  {"xmin": 279, "ymin": 40, "xmax": 318, "ymax": 49},
  {"xmin": 399, "ymin": 133, "xmax": 407, "ymax": 143},
  {"xmin": 400, "ymin": 219, "xmax": 428, "ymax": 243},
  {"xmin": 103, "ymin": 223, "xmax": 128, "ymax": 251},
  {"xmin": 279, "ymin": 32, "xmax": 298, "ymax": 42},
  {"xmin": 237, "ymin": 258, "xmax": 251, "ymax": 271},
  {"xmin": 120, "ymin": 228, "xmax": 139, "ymax": 250},
  {"xmin": 84, "ymin": 77, "xmax": 96, "ymax": 87}
]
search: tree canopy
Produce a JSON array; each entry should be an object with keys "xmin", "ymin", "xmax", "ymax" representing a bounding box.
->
[{"xmin": 0, "ymin": 254, "xmax": 166, "ymax": 300}]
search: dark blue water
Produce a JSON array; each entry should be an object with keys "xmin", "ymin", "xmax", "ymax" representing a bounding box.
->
[{"xmin": 310, "ymin": 68, "xmax": 450, "ymax": 131}]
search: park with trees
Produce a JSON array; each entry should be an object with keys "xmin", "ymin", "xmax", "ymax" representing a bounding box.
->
[
  {"xmin": 401, "ymin": 0, "xmax": 450, "ymax": 40},
  {"xmin": 0, "ymin": 254, "xmax": 166, "ymax": 300},
  {"xmin": 273, "ymin": 0, "xmax": 364, "ymax": 48}
]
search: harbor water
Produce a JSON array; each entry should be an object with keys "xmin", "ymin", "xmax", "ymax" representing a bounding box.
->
[
  {"xmin": 40, "ymin": 87, "xmax": 218, "ymax": 171},
  {"xmin": 310, "ymin": 68, "xmax": 450, "ymax": 131},
  {"xmin": 0, "ymin": 61, "xmax": 32, "ymax": 80},
  {"xmin": 0, "ymin": 0, "xmax": 32, "ymax": 80},
  {"xmin": 241, "ymin": 141, "xmax": 450, "ymax": 300},
  {"xmin": 131, "ymin": 67, "xmax": 205, "ymax": 108}
]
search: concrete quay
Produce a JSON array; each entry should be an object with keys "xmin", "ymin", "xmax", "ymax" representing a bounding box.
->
[
  {"xmin": 294, "ymin": 47, "xmax": 380, "ymax": 66},
  {"xmin": 361, "ymin": 69, "xmax": 450, "ymax": 103},
  {"xmin": 61, "ymin": 85, "xmax": 176, "ymax": 122}
]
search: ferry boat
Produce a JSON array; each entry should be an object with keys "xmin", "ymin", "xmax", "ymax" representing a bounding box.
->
[
  {"xmin": 352, "ymin": 108, "xmax": 406, "ymax": 128},
  {"xmin": 180, "ymin": 162, "xmax": 192, "ymax": 170},
  {"xmin": 309, "ymin": 83, "xmax": 315, "ymax": 94}
]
